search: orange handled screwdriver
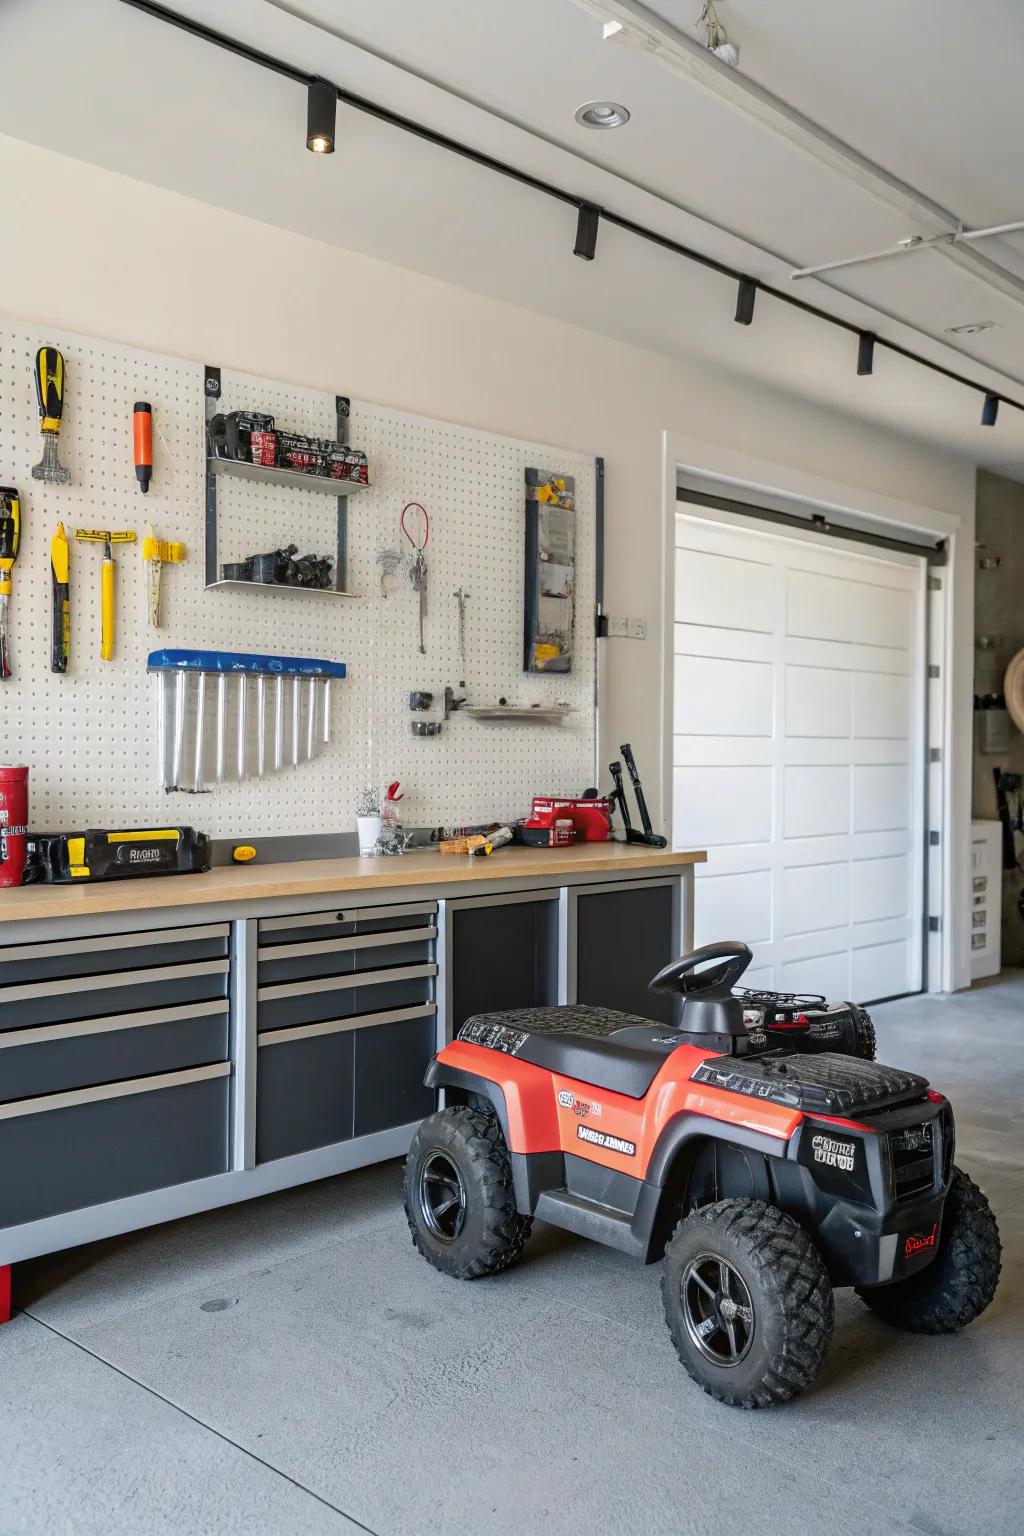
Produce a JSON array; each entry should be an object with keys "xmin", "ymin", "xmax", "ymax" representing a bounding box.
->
[{"xmin": 133, "ymin": 402, "xmax": 153, "ymax": 493}]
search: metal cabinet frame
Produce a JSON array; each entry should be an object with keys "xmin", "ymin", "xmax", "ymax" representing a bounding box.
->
[{"xmin": 0, "ymin": 861, "xmax": 696, "ymax": 1265}]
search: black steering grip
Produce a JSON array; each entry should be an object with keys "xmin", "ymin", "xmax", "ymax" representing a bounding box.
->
[{"xmin": 649, "ymin": 941, "xmax": 752, "ymax": 998}]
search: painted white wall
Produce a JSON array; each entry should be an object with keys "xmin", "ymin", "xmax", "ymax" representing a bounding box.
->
[{"xmin": 0, "ymin": 135, "xmax": 977, "ymax": 976}]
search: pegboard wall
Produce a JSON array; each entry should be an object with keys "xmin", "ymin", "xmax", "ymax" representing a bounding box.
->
[{"xmin": 0, "ymin": 317, "xmax": 597, "ymax": 837}]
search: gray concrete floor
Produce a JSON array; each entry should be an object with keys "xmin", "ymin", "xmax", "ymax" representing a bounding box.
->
[{"xmin": 5, "ymin": 978, "xmax": 1024, "ymax": 1536}]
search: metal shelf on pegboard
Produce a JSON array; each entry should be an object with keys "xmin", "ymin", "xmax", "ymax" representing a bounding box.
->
[
  {"xmin": 203, "ymin": 365, "xmax": 362, "ymax": 595},
  {"xmin": 209, "ymin": 456, "xmax": 371, "ymax": 496},
  {"xmin": 205, "ymin": 579, "xmax": 360, "ymax": 599}
]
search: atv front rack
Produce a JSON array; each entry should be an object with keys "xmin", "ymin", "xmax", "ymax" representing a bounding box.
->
[{"xmin": 734, "ymin": 988, "xmax": 827, "ymax": 1009}]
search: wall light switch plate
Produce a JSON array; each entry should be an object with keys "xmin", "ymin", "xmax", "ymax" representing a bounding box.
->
[
  {"xmin": 605, "ymin": 616, "xmax": 647, "ymax": 639},
  {"xmin": 982, "ymin": 709, "xmax": 1011, "ymax": 754}
]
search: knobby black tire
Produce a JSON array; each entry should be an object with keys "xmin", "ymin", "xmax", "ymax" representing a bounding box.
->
[
  {"xmin": 662, "ymin": 1198, "xmax": 833, "ymax": 1409},
  {"xmin": 856, "ymin": 1167, "xmax": 1001, "ymax": 1333},
  {"xmin": 404, "ymin": 1105, "xmax": 532, "ymax": 1280},
  {"xmin": 853, "ymin": 1008, "xmax": 877, "ymax": 1061}
]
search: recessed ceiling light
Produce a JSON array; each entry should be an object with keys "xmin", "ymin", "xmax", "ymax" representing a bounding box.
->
[
  {"xmin": 945, "ymin": 321, "xmax": 999, "ymax": 336},
  {"xmin": 575, "ymin": 100, "xmax": 630, "ymax": 129}
]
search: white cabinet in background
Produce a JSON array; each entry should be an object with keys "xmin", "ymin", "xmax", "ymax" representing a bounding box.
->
[{"xmin": 970, "ymin": 821, "xmax": 1002, "ymax": 981}]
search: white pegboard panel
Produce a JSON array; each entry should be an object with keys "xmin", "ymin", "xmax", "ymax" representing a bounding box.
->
[{"xmin": 0, "ymin": 319, "xmax": 596, "ymax": 836}]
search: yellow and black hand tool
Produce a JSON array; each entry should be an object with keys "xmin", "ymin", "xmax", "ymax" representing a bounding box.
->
[
  {"xmin": 50, "ymin": 522, "xmax": 70, "ymax": 674},
  {"xmin": 32, "ymin": 347, "xmax": 72, "ymax": 485},
  {"xmin": 0, "ymin": 487, "xmax": 21, "ymax": 680},
  {"xmin": 76, "ymin": 528, "xmax": 137, "ymax": 661},
  {"xmin": 141, "ymin": 522, "xmax": 185, "ymax": 627}
]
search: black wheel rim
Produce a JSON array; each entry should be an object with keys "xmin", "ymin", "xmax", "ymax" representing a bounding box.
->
[
  {"xmin": 681, "ymin": 1252, "xmax": 755, "ymax": 1366},
  {"xmin": 418, "ymin": 1151, "xmax": 467, "ymax": 1244}
]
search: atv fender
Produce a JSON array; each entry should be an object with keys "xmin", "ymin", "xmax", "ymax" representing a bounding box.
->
[
  {"xmin": 424, "ymin": 1058, "xmax": 512, "ymax": 1142},
  {"xmin": 644, "ymin": 1113, "xmax": 788, "ymax": 1189},
  {"xmin": 631, "ymin": 1116, "xmax": 792, "ymax": 1262},
  {"xmin": 424, "ymin": 1054, "xmax": 563, "ymax": 1215}
]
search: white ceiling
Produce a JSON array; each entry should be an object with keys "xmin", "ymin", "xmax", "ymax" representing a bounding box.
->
[{"xmin": 3, "ymin": 0, "xmax": 1024, "ymax": 476}]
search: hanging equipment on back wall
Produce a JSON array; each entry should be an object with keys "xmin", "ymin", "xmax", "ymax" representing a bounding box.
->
[{"xmin": 401, "ymin": 501, "xmax": 429, "ymax": 656}]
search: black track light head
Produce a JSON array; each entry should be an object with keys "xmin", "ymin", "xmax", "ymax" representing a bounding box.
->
[
  {"xmin": 982, "ymin": 392, "xmax": 1000, "ymax": 427},
  {"xmin": 307, "ymin": 78, "xmax": 336, "ymax": 154},
  {"xmin": 857, "ymin": 332, "xmax": 875, "ymax": 376},
  {"xmin": 734, "ymin": 277, "xmax": 757, "ymax": 325},
  {"xmin": 574, "ymin": 203, "xmax": 601, "ymax": 261}
]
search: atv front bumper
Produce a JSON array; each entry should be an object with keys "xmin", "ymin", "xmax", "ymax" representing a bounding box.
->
[{"xmin": 780, "ymin": 1097, "xmax": 955, "ymax": 1286}]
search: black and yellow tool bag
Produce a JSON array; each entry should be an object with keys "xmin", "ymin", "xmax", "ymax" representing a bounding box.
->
[{"xmin": 27, "ymin": 827, "xmax": 211, "ymax": 883}]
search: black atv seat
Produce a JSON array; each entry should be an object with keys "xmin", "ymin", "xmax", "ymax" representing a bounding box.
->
[{"xmin": 458, "ymin": 1006, "xmax": 686, "ymax": 1098}]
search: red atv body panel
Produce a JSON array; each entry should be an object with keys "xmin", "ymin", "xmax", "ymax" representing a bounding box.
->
[
  {"xmin": 429, "ymin": 1026, "xmax": 953, "ymax": 1288},
  {"xmin": 436, "ymin": 1038, "xmax": 800, "ymax": 1178}
]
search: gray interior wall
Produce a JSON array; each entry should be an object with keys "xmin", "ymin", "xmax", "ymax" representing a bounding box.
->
[{"xmin": 973, "ymin": 469, "xmax": 1024, "ymax": 965}]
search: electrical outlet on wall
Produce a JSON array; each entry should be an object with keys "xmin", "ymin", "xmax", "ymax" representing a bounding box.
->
[{"xmin": 605, "ymin": 616, "xmax": 647, "ymax": 639}]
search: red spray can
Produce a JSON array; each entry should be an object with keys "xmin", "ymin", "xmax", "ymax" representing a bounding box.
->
[{"xmin": 0, "ymin": 766, "xmax": 29, "ymax": 888}]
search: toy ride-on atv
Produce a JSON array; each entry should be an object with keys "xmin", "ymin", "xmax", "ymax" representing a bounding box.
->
[{"xmin": 404, "ymin": 942, "xmax": 1001, "ymax": 1409}]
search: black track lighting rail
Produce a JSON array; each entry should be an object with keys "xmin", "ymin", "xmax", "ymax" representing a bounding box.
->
[{"xmin": 119, "ymin": 0, "xmax": 1023, "ymax": 422}]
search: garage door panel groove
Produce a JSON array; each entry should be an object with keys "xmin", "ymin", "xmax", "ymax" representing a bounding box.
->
[{"xmin": 676, "ymin": 511, "xmax": 924, "ymax": 1003}]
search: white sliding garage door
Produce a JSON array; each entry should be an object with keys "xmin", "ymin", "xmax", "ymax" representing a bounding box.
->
[{"xmin": 673, "ymin": 509, "xmax": 926, "ymax": 1003}]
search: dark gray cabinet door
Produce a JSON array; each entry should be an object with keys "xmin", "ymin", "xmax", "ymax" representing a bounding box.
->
[
  {"xmin": 256, "ymin": 1029, "xmax": 355, "ymax": 1163},
  {"xmin": 352, "ymin": 1013, "xmax": 436, "ymax": 1136},
  {"xmin": 450, "ymin": 898, "xmax": 559, "ymax": 1031},
  {"xmin": 575, "ymin": 885, "xmax": 678, "ymax": 1025}
]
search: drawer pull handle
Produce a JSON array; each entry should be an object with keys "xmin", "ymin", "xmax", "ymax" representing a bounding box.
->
[
  {"xmin": 0, "ymin": 999, "xmax": 230, "ymax": 1051},
  {"xmin": 258, "ymin": 901, "xmax": 437, "ymax": 935},
  {"xmin": 257, "ymin": 927, "xmax": 437, "ymax": 963},
  {"xmin": 0, "ymin": 924, "xmax": 229, "ymax": 965},
  {"xmin": 0, "ymin": 959, "xmax": 229, "ymax": 1004},
  {"xmin": 258, "ymin": 962, "xmax": 436, "ymax": 1002},
  {"xmin": 259, "ymin": 1003, "xmax": 437, "ymax": 1047},
  {"xmin": 0, "ymin": 1061, "xmax": 231, "ymax": 1121}
]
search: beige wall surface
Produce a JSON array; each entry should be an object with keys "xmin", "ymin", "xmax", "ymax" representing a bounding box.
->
[
  {"xmin": 0, "ymin": 134, "xmax": 977, "ymax": 835},
  {"xmin": 973, "ymin": 469, "xmax": 1024, "ymax": 963}
]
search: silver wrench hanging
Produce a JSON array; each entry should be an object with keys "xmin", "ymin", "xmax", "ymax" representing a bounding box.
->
[
  {"xmin": 453, "ymin": 587, "xmax": 470, "ymax": 667},
  {"xmin": 401, "ymin": 502, "xmax": 430, "ymax": 656},
  {"xmin": 412, "ymin": 549, "xmax": 427, "ymax": 654}
]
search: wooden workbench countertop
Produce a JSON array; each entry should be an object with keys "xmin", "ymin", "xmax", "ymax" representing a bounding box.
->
[{"xmin": 0, "ymin": 842, "xmax": 706, "ymax": 924}]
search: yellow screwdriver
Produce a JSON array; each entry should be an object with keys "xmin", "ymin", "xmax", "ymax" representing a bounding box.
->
[
  {"xmin": 0, "ymin": 487, "xmax": 21, "ymax": 680},
  {"xmin": 76, "ymin": 528, "xmax": 137, "ymax": 661},
  {"xmin": 51, "ymin": 523, "xmax": 70, "ymax": 673}
]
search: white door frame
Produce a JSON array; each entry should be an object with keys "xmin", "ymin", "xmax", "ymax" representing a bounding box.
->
[{"xmin": 660, "ymin": 432, "xmax": 972, "ymax": 993}]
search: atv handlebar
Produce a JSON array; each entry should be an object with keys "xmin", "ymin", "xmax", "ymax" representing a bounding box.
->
[{"xmin": 649, "ymin": 941, "xmax": 752, "ymax": 998}]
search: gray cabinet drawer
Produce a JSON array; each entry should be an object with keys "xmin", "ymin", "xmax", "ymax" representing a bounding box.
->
[
  {"xmin": 0, "ymin": 924, "xmax": 229, "ymax": 986},
  {"xmin": 257, "ymin": 902, "xmax": 436, "ymax": 948},
  {"xmin": 256, "ymin": 924, "xmax": 436, "ymax": 987},
  {"xmin": 256, "ymin": 1004, "xmax": 435, "ymax": 1163},
  {"xmin": 0, "ymin": 959, "xmax": 229, "ymax": 1033},
  {"xmin": 257, "ymin": 962, "xmax": 436, "ymax": 1032},
  {"xmin": 0, "ymin": 1063, "xmax": 230, "ymax": 1229},
  {"xmin": 353, "ymin": 1012, "xmax": 436, "ymax": 1137},
  {"xmin": 0, "ymin": 1000, "xmax": 230, "ymax": 1104}
]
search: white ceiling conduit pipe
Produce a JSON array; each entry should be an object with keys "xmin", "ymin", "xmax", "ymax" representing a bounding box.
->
[{"xmin": 571, "ymin": 0, "xmax": 1024, "ymax": 310}]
